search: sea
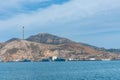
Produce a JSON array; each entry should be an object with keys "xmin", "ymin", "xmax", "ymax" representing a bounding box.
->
[{"xmin": 0, "ymin": 61, "xmax": 120, "ymax": 80}]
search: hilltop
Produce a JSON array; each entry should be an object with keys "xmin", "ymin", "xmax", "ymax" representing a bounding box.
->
[{"xmin": 26, "ymin": 33, "xmax": 73, "ymax": 44}]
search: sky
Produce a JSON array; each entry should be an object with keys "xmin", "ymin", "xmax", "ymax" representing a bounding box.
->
[{"xmin": 0, "ymin": 0, "xmax": 120, "ymax": 49}]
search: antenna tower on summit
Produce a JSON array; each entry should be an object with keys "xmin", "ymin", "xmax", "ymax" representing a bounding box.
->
[{"xmin": 22, "ymin": 26, "xmax": 24, "ymax": 40}]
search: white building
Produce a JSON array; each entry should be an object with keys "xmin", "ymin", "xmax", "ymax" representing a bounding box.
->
[
  {"xmin": 52, "ymin": 56, "xmax": 57, "ymax": 61},
  {"xmin": 89, "ymin": 58, "xmax": 96, "ymax": 61}
]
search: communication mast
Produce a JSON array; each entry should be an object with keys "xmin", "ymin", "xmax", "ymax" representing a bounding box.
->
[{"xmin": 22, "ymin": 26, "xmax": 24, "ymax": 40}]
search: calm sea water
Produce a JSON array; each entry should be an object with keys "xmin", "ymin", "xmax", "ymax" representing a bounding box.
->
[{"xmin": 0, "ymin": 61, "xmax": 120, "ymax": 80}]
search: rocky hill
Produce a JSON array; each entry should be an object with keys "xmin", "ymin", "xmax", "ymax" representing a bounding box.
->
[{"xmin": 0, "ymin": 33, "xmax": 119, "ymax": 62}]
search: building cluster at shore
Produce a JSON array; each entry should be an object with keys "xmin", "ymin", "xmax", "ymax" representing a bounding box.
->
[{"xmin": 0, "ymin": 55, "xmax": 120, "ymax": 62}]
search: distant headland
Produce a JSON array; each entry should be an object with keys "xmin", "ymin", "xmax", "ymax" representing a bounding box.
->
[{"xmin": 0, "ymin": 33, "xmax": 120, "ymax": 62}]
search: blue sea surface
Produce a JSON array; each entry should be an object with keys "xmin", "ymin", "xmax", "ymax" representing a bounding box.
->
[{"xmin": 0, "ymin": 61, "xmax": 120, "ymax": 80}]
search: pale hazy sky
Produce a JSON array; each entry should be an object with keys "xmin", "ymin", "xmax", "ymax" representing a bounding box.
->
[{"xmin": 0, "ymin": 0, "xmax": 120, "ymax": 48}]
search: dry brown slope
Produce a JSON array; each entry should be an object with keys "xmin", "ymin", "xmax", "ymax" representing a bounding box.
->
[
  {"xmin": 0, "ymin": 40, "xmax": 58, "ymax": 62},
  {"xmin": 0, "ymin": 40, "xmax": 118, "ymax": 62}
]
